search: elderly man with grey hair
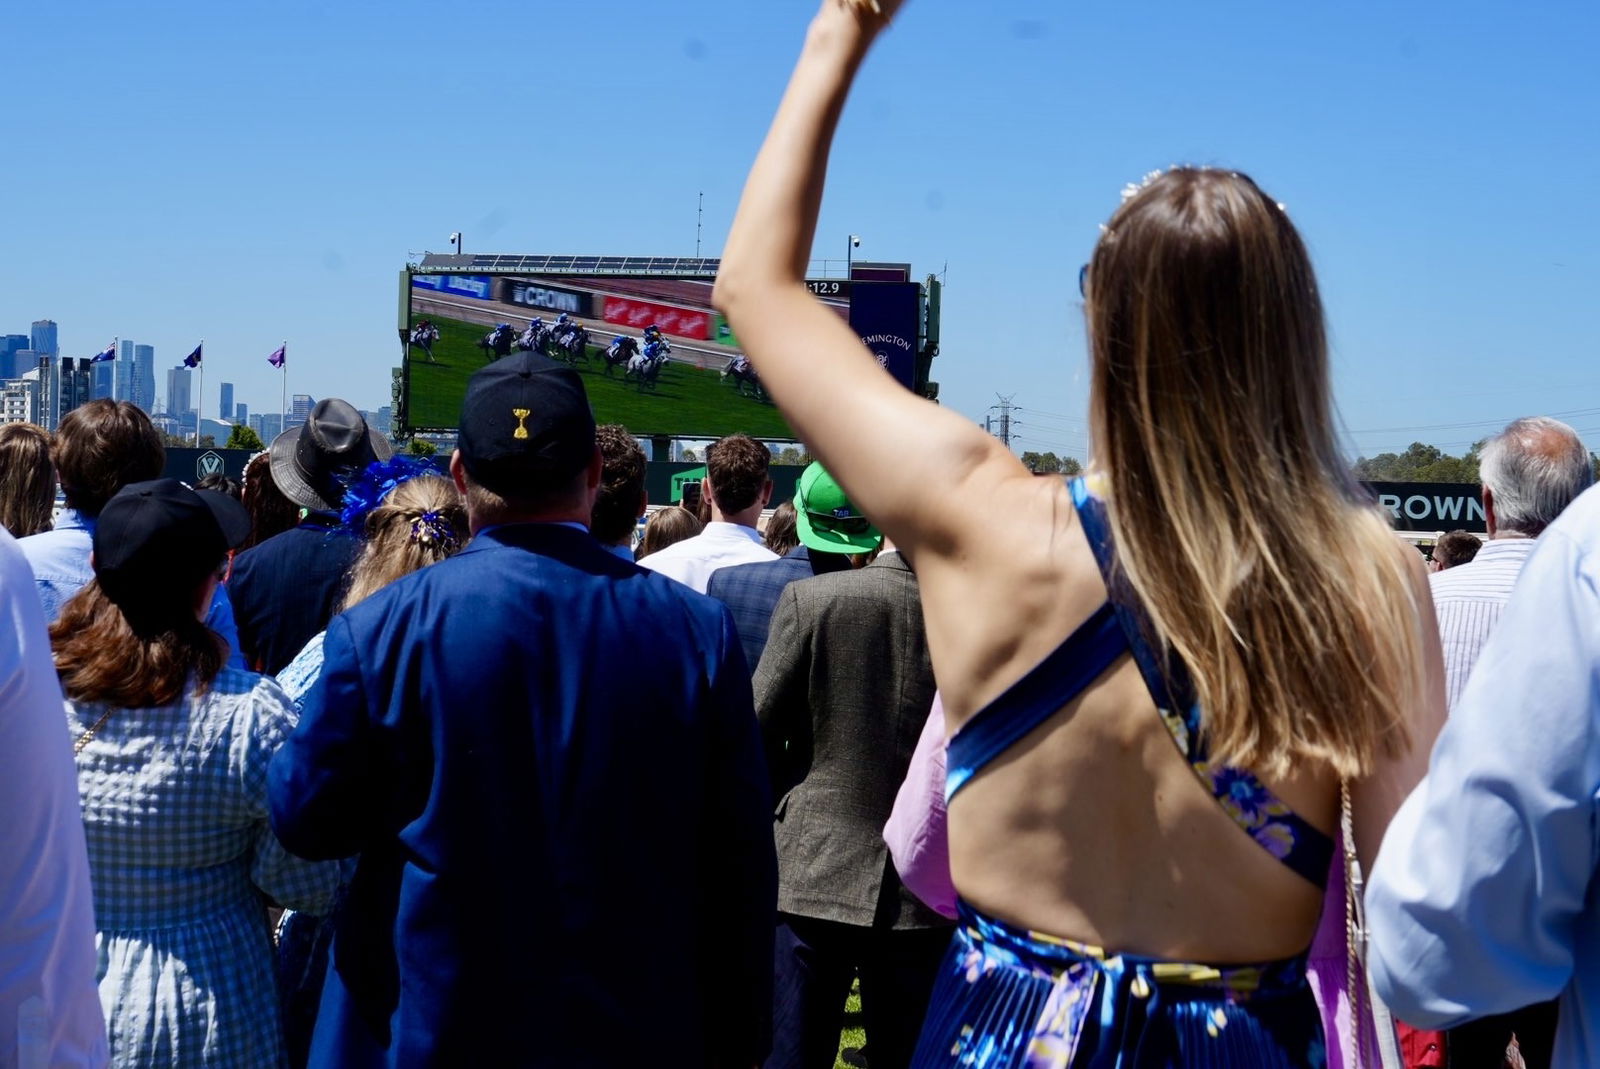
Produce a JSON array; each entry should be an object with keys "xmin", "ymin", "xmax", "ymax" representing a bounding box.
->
[
  {"xmin": 1403, "ymin": 415, "xmax": 1593, "ymax": 1064},
  {"xmin": 1435, "ymin": 416, "xmax": 1594, "ymax": 707}
]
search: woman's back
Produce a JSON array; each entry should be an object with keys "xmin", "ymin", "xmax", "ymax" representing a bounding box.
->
[{"xmin": 71, "ymin": 670, "xmax": 337, "ymax": 1068}]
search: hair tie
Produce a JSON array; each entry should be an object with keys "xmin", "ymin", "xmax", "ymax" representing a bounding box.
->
[{"xmin": 409, "ymin": 510, "xmax": 459, "ymax": 551}]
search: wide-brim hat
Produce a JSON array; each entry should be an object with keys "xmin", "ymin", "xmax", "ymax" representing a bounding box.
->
[
  {"xmin": 794, "ymin": 461, "xmax": 881, "ymax": 554},
  {"xmin": 269, "ymin": 398, "xmax": 393, "ymax": 513}
]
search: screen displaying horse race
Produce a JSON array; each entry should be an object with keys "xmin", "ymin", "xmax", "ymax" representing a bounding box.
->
[{"xmin": 401, "ymin": 270, "xmax": 851, "ymax": 439}]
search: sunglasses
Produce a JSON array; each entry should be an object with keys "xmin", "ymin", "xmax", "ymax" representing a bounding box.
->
[
  {"xmin": 806, "ymin": 509, "xmax": 873, "ymax": 536},
  {"xmin": 1078, "ymin": 263, "xmax": 1089, "ymax": 298}
]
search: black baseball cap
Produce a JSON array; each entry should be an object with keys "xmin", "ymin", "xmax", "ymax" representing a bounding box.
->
[
  {"xmin": 93, "ymin": 479, "xmax": 251, "ymax": 610},
  {"xmin": 457, "ymin": 351, "xmax": 596, "ymax": 496}
]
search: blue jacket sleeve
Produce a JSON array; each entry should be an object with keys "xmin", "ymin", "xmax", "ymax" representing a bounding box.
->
[
  {"xmin": 699, "ymin": 604, "xmax": 778, "ymax": 1065},
  {"xmin": 268, "ymin": 615, "xmax": 378, "ymax": 860},
  {"xmin": 1366, "ymin": 523, "xmax": 1600, "ymax": 1026},
  {"xmin": 207, "ymin": 583, "xmax": 248, "ymax": 671}
]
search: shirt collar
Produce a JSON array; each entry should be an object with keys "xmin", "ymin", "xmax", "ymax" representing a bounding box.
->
[
  {"xmin": 602, "ymin": 542, "xmax": 635, "ymax": 562},
  {"xmin": 700, "ymin": 521, "xmax": 764, "ymax": 545},
  {"xmin": 1473, "ymin": 538, "xmax": 1538, "ymax": 562},
  {"xmin": 55, "ymin": 509, "xmax": 94, "ymax": 533}
]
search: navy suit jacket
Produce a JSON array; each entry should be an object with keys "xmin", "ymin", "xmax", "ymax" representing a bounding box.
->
[
  {"xmin": 268, "ymin": 524, "xmax": 776, "ymax": 1068},
  {"xmin": 706, "ymin": 546, "xmax": 850, "ymax": 671},
  {"xmin": 229, "ymin": 521, "xmax": 360, "ymax": 675}
]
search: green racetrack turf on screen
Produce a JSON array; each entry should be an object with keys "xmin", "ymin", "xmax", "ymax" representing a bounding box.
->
[{"xmin": 406, "ymin": 314, "xmax": 794, "ymax": 440}]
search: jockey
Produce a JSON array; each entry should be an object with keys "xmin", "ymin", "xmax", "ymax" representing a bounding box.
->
[
  {"xmin": 731, "ymin": 353, "xmax": 753, "ymax": 375},
  {"xmin": 643, "ymin": 339, "xmax": 667, "ymax": 362},
  {"xmin": 528, "ymin": 316, "xmax": 546, "ymax": 332},
  {"xmin": 609, "ymin": 334, "xmax": 637, "ymax": 356},
  {"xmin": 642, "ymin": 323, "xmax": 664, "ymax": 344},
  {"xmin": 554, "ymin": 313, "xmax": 576, "ymax": 337}
]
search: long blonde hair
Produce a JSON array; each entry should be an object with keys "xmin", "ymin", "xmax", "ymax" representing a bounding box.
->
[
  {"xmin": 1086, "ymin": 167, "xmax": 1420, "ymax": 780},
  {"xmin": 341, "ymin": 475, "xmax": 468, "ymax": 611}
]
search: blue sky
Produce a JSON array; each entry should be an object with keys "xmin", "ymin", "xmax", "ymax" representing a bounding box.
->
[{"xmin": 5, "ymin": 0, "xmax": 1595, "ymax": 459}]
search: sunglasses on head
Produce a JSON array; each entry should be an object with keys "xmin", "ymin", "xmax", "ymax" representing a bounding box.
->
[{"xmin": 806, "ymin": 509, "xmax": 873, "ymax": 536}]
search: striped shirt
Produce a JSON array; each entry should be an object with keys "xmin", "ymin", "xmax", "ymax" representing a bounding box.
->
[{"xmin": 1430, "ymin": 538, "xmax": 1537, "ymax": 709}]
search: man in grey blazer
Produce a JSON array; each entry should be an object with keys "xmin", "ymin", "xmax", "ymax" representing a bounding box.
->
[{"xmin": 754, "ymin": 541, "xmax": 955, "ymax": 1069}]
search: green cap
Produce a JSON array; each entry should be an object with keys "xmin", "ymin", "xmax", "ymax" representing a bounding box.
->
[{"xmin": 794, "ymin": 462, "xmax": 882, "ymax": 554}]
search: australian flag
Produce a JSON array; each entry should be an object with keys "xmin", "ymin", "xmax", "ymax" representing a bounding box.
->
[
  {"xmin": 267, "ymin": 344, "xmax": 286, "ymax": 369},
  {"xmin": 89, "ymin": 341, "xmax": 116, "ymax": 363},
  {"xmin": 183, "ymin": 343, "xmax": 202, "ymax": 368}
]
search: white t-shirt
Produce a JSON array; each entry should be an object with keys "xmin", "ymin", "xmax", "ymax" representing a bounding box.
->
[
  {"xmin": 637, "ymin": 522, "xmax": 777, "ymax": 594},
  {"xmin": 0, "ymin": 528, "xmax": 107, "ymax": 1069}
]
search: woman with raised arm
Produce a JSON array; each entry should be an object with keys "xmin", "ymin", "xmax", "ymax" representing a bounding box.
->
[{"xmin": 714, "ymin": 3, "xmax": 1447, "ymax": 1066}]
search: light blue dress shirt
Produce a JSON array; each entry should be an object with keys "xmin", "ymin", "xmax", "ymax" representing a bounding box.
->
[
  {"xmin": 18, "ymin": 509, "xmax": 248, "ymax": 670},
  {"xmin": 1367, "ymin": 483, "xmax": 1600, "ymax": 1068}
]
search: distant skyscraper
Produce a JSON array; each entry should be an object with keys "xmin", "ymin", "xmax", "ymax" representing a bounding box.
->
[
  {"xmin": 30, "ymin": 320, "xmax": 58, "ymax": 359},
  {"xmin": 134, "ymin": 344, "xmax": 156, "ymax": 413},
  {"xmin": 56, "ymin": 358, "xmax": 92, "ymax": 426},
  {"xmin": 91, "ymin": 360, "xmax": 116, "ymax": 400},
  {"xmin": 166, "ymin": 366, "xmax": 193, "ymax": 419},
  {"xmin": 219, "ymin": 382, "xmax": 234, "ymax": 421},
  {"xmin": 256, "ymin": 413, "xmax": 284, "ymax": 442},
  {"xmin": 291, "ymin": 393, "xmax": 314, "ymax": 421},
  {"xmin": 234, "ymin": 402, "xmax": 248, "ymax": 425},
  {"xmin": 115, "ymin": 340, "xmax": 135, "ymax": 401},
  {"xmin": 0, "ymin": 335, "xmax": 28, "ymax": 380}
]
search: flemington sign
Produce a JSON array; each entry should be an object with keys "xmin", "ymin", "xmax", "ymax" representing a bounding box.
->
[{"xmin": 1363, "ymin": 482, "xmax": 1486, "ymax": 534}]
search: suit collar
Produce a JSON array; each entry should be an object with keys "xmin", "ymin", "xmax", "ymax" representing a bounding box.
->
[
  {"xmin": 465, "ymin": 522, "xmax": 610, "ymax": 563},
  {"xmin": 868, "ymin": 549, "xmax": 912, "ymax": 574}
]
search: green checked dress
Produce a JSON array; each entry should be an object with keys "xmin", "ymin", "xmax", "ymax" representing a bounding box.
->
[{"xmin": 66, "ymin": 669, "xmax": 340, "ymax": 1068}]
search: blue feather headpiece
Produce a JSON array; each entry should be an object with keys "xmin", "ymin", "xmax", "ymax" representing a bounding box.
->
[{"xmin": 340, "ymin": 455, "xmax": 441, "ymax": 531}]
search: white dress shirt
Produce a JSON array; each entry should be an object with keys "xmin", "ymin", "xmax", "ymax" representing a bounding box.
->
[
  {"xmin": 0, "ymin": 528, "xmax": 108, "ymax": 1068},
  {"xmin": 1367, "ymin": 484, "xmax": 1600, "ymax": 1067},
  {"xmin": 1430, "ymin": 537, "xmax": 1537, "ymax": 709},
  {"xmin": 637, "ymin": 521, "xmax": 776, "ymax": 593}
]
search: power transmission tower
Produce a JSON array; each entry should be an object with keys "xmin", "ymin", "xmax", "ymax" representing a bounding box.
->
[{"xmin": 989, "ymin": 394, "xmax": 1017, "ymax": 448}]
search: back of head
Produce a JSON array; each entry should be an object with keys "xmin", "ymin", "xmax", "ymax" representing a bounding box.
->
[
  {"xmin": 1478, "ymin": 416, "xmax": 1593, "ymax": 538},
  {"xmin": 455, "ymin": 352, "xmax": 597, "ymax": 525},
  {"xmin": 51, "ymin": 399, "xmax": 165, "ymax": 518},
  {"xmin": 342, "ymin": 474, "xmax": 468, "ymax": 610},
  {"xmin": 1432, "ymin": 530, "xmax": 1481, "ymax": 571},
  {"xmin": 0, "ymin": 422, "xmax": 55, "ymax": 538},
  {"xmin": 241, "ymin": 452, "xmax": 299, "ymax": 549},
  {"xmin": 52, "ymin": 479, "xmax": 249, "ymax": 707},
  {"xmin": 1087, "ymin": 166, "xmax": 1422, "ymax": 779},
  {"xmin": 705, "ymin": 433, "xmax": 769, "ymax": 516},
  {"xmin": 764, "ymin": 500, "xmax": 799, "ymax": 556},
  {"xmin": 195, "ymin": 472, "xmax": 242, "ymax": 501},
  {"xmin": 591, "ymin": 424, "xmax": 647, "ymax": 546},
  {"xmin": 638, "ymin": 506, "xmax": 704, "ymax": 560}
]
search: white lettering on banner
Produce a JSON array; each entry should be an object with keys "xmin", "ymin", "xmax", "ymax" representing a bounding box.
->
[
  {"xmin": 1435, "ymin": 496, "xmax": 1463, "ymax": 521},
  {"xmin": 1404, "ymin": 496, "xmax": 1432, "ymax": 521},
  {"xmin": 1378, "ymin": 494, "xmax": 1401, "ymax": 518},
  {"xmin": 448, "ymin": 276, "xmax": 491, "ymax": 298},
  {"xmin": 859, "ymin": 333, "xmax": 913, "ymax": 351},
  {"xmin": 511, "ymin": 285, "xmax": 582, "ymax": 313}
]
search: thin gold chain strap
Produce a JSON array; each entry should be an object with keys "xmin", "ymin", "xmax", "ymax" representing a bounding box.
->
[
  {"xmin": 72, "ymin": 709, "xmax": 115, "ymax": 756},
  {"xmin": 1342, "ymin": 777, "xmax": 1365, "ymax": 1067}
]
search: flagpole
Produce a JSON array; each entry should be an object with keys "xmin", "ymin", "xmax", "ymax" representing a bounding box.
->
[
  {"xmin": 194, "ymin": 339, "xmax": 204, "ymax": 447},
  {"xmin": 279, "ymin": 341, "xmax": 287, "ymax": 436}
]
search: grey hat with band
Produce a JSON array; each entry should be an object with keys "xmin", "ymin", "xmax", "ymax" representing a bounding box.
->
[{"xmin": 268, "ymin": 398, "xmax": 393, "ymax": 513}]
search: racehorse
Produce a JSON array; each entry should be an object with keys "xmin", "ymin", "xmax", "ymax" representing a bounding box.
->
[
  {"xmin": 604, "ymin": 335, "xmax": 639, "ymax": 377},
  {"xmin": 722, "ymin": 356, "xmax": 767, "ymax": 400},
  {"xmin": 517, "ymin": 323, "xmax": 549, "ymax": 352},
  {"xmin": 408, "ymin": 323, "xmax": 440, "ymax": 363},
  {"xmin": 549, "ymin": 326, "xmax": 589, "ymax": 365},
  {"xmin": 623, "ymin": 343, "xmax": 670, "ymax": 391},
  {"xmin": 478, "ymin": 325, "xmax": 517, "ymax": 362}
]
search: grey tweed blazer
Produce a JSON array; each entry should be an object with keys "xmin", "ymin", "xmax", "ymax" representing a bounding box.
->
[{"xmin": 753, "ymin": 552, "xmax": 950, "ymax": 930}]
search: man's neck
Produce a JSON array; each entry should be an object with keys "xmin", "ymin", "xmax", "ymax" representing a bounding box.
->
[{"xmin": 469, "ymin": 510, "xmax": 591, "ymax": 536}]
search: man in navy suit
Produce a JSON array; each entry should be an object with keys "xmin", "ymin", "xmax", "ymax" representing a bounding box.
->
[
  {"xmin": 268, "ymin": 352, "xmax": 776, "ymax": 1068},
  {"xmin": 706, "ymin": 463, "xmax": 879, "ymax": 671}
]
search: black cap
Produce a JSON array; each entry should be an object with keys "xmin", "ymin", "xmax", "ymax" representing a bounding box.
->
[
  {"xmin": 457, "ymin": 351, "xmax": 596, "ymax": 496},
  {"xmin": 269, "ymin": 398, "xmax": 394, "ymax": 513},
  {"xmin": 94, "ymin": 479, "xmax": 252, "ymax": 610}
]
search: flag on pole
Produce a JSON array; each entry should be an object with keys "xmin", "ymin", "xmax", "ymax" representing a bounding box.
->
[
  {"xmin": 183, "ymin": 343, "xmax": 203, "ymax": 368},
  {"xmin": 267, "ymin": 344, "xmax": 286, "ymax": 368},
  {"xmin": 89, "ymin": 341, "xmax": 116, "ymax": 363}
]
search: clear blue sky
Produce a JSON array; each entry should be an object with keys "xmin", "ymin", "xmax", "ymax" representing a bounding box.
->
[{"xmin": 5, "ymin": 0, "xmax": 1595, "ymax": 459}]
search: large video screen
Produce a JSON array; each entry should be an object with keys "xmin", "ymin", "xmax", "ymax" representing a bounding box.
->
[{"xmin": 402, "ymin": 272, "xmax": 861, "ymax": 439}]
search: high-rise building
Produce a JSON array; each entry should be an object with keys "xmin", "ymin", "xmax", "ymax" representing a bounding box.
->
[
  {"xmin": 134, "ymin": 344, "xmax": 156, "ymax": 413},
  {"xmin": 91, "ymin": 359, "xmax": 116, "ymax": 400},
  {"xmin": 56, "ymin": 358, "xmax": 92, "ymax": 426},
  {"xmin": 0, "ymin": 378, "xmax": 40, "ymax": 426},
  {"xmin": 166, "ymin": 366, "xmax": 193, "ymax": 420},
  {"xmin": 0, "ymin": 335, "xmax": 29, "ymax": 380},
  {"xmin": 30, "ymin": 320, "xmax": 58, "ymax": 359},
  {"xmin": 290, "ymin": 393, "xmax": 314, "ymax": 424},
  {"xmin": 115, "ymin": 340, "xmax": 135, "ymax": 401},
  {"xmin": 255, "ymin": 413, "xmax": 284, "ymax": 442},
  {"xmin": 219, "ymin": 382, "xmax": 234, "ymax": 421},
  {"xmin": 234, "ymin": 402, "xmax": 248, "ymax": 425}
]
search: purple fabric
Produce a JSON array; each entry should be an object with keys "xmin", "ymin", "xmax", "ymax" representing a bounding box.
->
[{"xmin": 883, "ymin": 695, "xmax": 957, "ymax": 918}]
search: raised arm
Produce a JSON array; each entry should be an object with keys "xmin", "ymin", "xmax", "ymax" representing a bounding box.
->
[{"xmin": 713, "ymin": 0, "xmax": 1029, "ymax": 555}]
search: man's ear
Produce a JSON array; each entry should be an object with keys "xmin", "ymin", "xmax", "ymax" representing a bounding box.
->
[{"xmin": 449, "ymin": 450, "xmax": 469, "ymax": 495}]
